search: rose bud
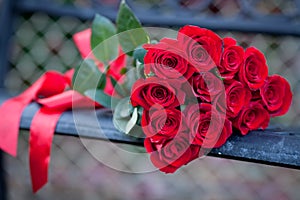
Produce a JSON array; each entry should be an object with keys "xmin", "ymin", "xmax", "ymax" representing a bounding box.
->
[
  {"xmin": 141, "ymin": 108, "xmax": 185, "ymax": 142},
  {"xmin": 189, "ymin": 71, "xmax": 223, "ymax": 102},
  {"xmin": 219, "ymin": 45, "xmax": 244, "ymax": 79},
  {"xmin": 178, "ymin": 25, "xmax": 223, "ymax": 71},
  {"xmin": 184, "ymin": 103, "xmax": 232, "ymax": 148},
  {"xmin": 130, "ymin": 77, "xmax": 185, "ymax": 110},
  {"xmin": 223, "ymin": 37, "xmax": 237, "ymax": 48},
  {"xmin": 233, "ymin": 101, "xmax": 270, "ymax": 135},
  {"xmin": 143, "ymin": 38, "xmax": 194, "ymax": 81},
  {"xmin": 225, "ymin": 80, "xmax": 251, "ymax": 118},
  {"xmin": 144, "ymin": 131, "xmax": 200, "ymax": 173},
  {"xmin": 260, "ymin": 75, "xmax": 292, "ymax": 117},
  {"xmin": 239, "ymin": 47, "xmax": 268, "ymax": 90}
]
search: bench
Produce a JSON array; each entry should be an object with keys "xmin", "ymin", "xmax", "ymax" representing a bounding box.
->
[{"xmin": 1, "ymin": 0, "xmax": 300, "ymax": 199}]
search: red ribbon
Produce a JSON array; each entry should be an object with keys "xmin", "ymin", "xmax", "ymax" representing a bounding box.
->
[
  {"xmin": 0, "ymin": 28, "xmax": 126, "ymax": 193},
  {"xmin": 0, "ymin": 71, "xmax": 68, "ymax": 156},
  {"xmin": 0, "ymin": 69, "xmax": 99, "ymax": 192},
  {"xmin": 30, "ymin": 89, "xmax": 99, "ymax": 192},
  {"xmin": 29, "ymin": 107, "xmax": 64, "ymax": 193}
]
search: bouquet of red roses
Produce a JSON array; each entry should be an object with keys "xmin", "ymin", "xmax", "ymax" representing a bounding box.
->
[
  {"xmin": 0, "ymin": 1, "xmax": 293, "ymax": 193},
  {"xmin": 71, "ymin": 1, "xmax": 292, "ymax": 173}
]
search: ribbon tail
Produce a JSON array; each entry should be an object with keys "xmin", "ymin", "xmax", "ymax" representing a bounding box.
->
[
  {"xmin": 29, "ymin": 107, "xmax": 64, "ymax": 193},
  {"xmin": 0, "ymin": 71, "xmax": 68, "ymax": 157},
  {"xmin": 0, "ymin": 100, "xmax": 24, "ymax": 156}
]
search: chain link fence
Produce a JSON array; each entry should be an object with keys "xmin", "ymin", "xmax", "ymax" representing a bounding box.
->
[{"xmin": 2, "ymin": 0, "xmax": 300, "ymax": 199}]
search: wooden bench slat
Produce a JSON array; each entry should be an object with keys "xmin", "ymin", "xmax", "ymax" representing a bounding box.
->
[{"xmin": 1, "ymin": 89, "xmax": 300, "ymax": 169}]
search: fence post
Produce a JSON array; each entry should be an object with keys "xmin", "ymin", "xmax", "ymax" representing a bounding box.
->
[
  {"xmin": 0, "ymin": 0, "xmax": 16, "ymax": 199},
  {"xmin": 0, "ymin": 0, "xmax": 15, "ymax": 88}
]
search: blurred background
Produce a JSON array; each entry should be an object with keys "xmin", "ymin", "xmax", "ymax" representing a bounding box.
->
[{"xmin": 1, "ymin": 0, "xmax": 300, "ymax": 199}]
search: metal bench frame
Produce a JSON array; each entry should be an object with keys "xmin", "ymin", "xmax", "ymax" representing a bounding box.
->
[{"xmin": 1, "ymin": 0, "xmax": 300, "ymax": 199}]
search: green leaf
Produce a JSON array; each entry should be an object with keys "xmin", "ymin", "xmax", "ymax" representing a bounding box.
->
[
  {"xmin": 113, "ymin": 97, "xmax": 144, "ymax": 137},
  {"xmin": 116, "ymin": 0, "xmax": 150, "ymax": 56},
  {"xmin": 113, "ymin": 97, "xmax": 131, "ymax": 131},
  {"xmin": 120, "ymin": 67, "xmax": 127, "ymax": 75},
  {"xmin": 84, "ymin": 89, "xmax": 118, "ymax": 109},
  {"xmin": 133, "ymin": 46, "xmax": 147, "ymax": 64},
  {"xmin": 72, "ymin": 59, "xmax": 106, "ymax": 94},
  {"xmin": 125, "ymin": 107, "xmax": 138, "ymax": 134},
  {"xmin": 136, "ymin": 64, "xmax": 145, "ymax": 79},
  {"xmin": 110, "ymin": 76, "xmax": 117, "ymax": 86},
  {"xmin": 91, "ymin": 14, "xmax": 119, "ymax": 64}
]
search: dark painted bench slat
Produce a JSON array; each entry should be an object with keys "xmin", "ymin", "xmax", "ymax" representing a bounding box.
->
[{"xmin": 1, "ymin": 89, "xmax": 299, "ymax": 169}]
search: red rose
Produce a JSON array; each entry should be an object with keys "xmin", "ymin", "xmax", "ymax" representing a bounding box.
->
[
  {"xmin": 178, "ymin": 25, "xmax": 222, "ymax": 71},
  {"xmin": 130, "ymin": 77, "xmax": 185, "ymax": 110},
  {"xmin": 141, "ymin": 108, "xmax": 184, "ymax": 142},
  {"xmin": 143, "ymin": 38, "xmax": 193, "ymax": 81},
  {"xmin": 240, "ymin": 47, "xmax": 268, "ymax": 90},
  {"xmin": 233, "ymin": 101, "xmax": 270, "ymax": 135},
  {"xmin": 260, "ymin": 75, "xmax": 292, "ymax": 117},
  {"xmin": 184, "ymin": 103, "xmax": 232, "ymax": 148},
  {"xmin": 219, "ymin": 45, "xmax": 244, "ymax": 79},
  {"xmin": 144, "ymin": 131, "xmax": 200, "ymax": 173},
  {"xmin": 189, "ymin": 71, "xmax": 223, "ymax": 102},
  {"xmin": 223, "ymin": 37, "xmax": 237, "ymax": 48},
  {"xmin": 225, "ymin": 80, "xmax": 251, "ymax": 118}
]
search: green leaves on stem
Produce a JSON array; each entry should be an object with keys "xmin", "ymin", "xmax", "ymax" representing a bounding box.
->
[
  {"xmin": 84, "ymin": 89, "xmax": 117, "ymax": 109},
  {"xmin": 72, "ymin": 59, "xmax": 106, "ymax": 94},
  {"xmin": 113, "ymin": 97, "xmax": 144, "ymax": 137},
  {"xmin": 91, "ymin": 14, "xmax": 118, "ymax": 65},
  {"xmin": 133, "ymin": 46, "xmax": 147, "ymax": 64},
  {"xmin": 73, "ymin": 1, "xmax": 149, "ymax": 137},
  {"xmin": 117, "ymin": 0, "xmax": 149, "ymax": 56}
]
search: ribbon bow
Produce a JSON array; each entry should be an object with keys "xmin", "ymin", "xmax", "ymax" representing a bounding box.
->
[
  {"xmin": 0, "ymin": 28, "xmax": 126, "ymax": 192},
  {"xmin": 0, "ymin": 70, "xmax": 99, "ymax": 192}
]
